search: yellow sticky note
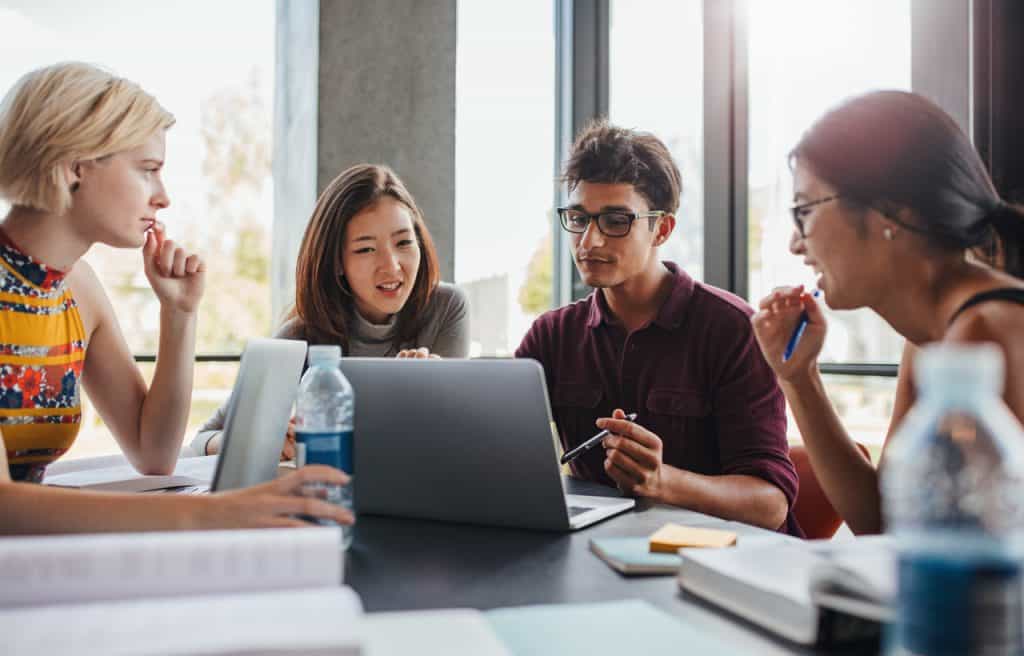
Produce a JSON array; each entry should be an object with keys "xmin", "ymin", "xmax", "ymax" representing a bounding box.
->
[{"xmin": 648, "ymin": 523, "xmax": 738, "ymax": 553}]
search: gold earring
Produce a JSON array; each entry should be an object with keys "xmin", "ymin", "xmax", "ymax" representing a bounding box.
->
[{"xmin": 883, "ymin": 228, "xmax": 894, "ymax": 240}]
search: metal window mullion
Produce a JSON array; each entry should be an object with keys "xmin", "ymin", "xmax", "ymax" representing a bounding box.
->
[
  {"xmin": 553, "ymin": 0, "xmax": 574, "ymax": 309},
  {"xmin": 554, "ymin": 0, "xmax": 609, "ymax": 305},
  {"xmin": 133, "ymin": 354, "xmax": 243, "ymax": 363},
  {"xmin": 911, "ymin": 0, "xmax": 971, "ymax": 136},
  {"xmin": 703, "ymin": 0, "xmax": 748, "ymax": 299},
  {"xmin": 819, "ymin": 363, "xmax": 899, "ymax": 378}
]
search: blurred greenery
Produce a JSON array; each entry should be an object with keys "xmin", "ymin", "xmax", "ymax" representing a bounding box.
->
[
  {"xmin": 518, "ymin": 218, "xmax": 553, "ymax": 315},
  {"xmin": 69, "ymin": 70, "xmax": 273, "ymax": 460}
]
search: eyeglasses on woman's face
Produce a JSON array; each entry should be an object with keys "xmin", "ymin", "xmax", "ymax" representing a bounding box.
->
[{"xmin": 789, "ymin": 195, "xmax": 841, "ymax": 238}]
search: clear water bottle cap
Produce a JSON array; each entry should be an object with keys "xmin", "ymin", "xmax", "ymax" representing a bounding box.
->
[
  {"xmin": 308, "ymin": 345, "xmax": 342, "ymax": 365},
  {"xmin": 914, "ymin": 342, "xmax": 1004, "ymax": 397}
]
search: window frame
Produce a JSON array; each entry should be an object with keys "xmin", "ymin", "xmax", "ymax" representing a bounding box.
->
[{"xmin": 554, "ymin": 0, "xmax": 970, "ymax": 378}]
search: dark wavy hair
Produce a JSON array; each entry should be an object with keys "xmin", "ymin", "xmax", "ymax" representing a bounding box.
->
[
  {"xmin": 563, "ymin": 119, "xmax": 682, "ymax": 214},
  {"xmin": 287, "ymin": 164, "xmax": 440, "ymax": 353},
  {"xmin": 790, "ymin": 90, "xmax": 1024, "ymax": 276}
]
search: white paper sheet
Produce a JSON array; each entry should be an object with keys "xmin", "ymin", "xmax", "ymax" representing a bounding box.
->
[
  {"xmin": 362, "ymin": 609, "xmax": 510, "ymax": 656},
  {"xmin": 0, "ymin": 527, "xmax": 342, "ymax": 608},
  {"xmin": 43, "ymin": 455, "xmax": 219, "ymax": 490},
  {"xmin": 1, "ymin": 587, "xmax": 363, "ymax": 656}
]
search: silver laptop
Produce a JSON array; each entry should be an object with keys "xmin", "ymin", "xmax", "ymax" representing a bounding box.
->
[
  {"xmin": 341, "ymin": 358, "xmax": 635, "ymax": 530},
  {"xmin": 209, "ymin": 337, "xmax": 308, "ymax": 491}
]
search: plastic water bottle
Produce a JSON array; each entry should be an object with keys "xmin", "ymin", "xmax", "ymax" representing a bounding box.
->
[
  {"xmin": 294, "ymin": 345, "xmax": 355, "ymax": 549},
  {"xmin": 883, "ymin": 343, "xmax": 1024, "ymax": 655}
]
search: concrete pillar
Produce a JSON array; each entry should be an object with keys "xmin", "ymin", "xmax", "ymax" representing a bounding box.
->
[
  {"xmin": 273, "ymin": 0, "xmax": 457, "ymax": 322},
  {"xmin": 318, "ymin": 0, "xmax": 457, "ymax": 280}
]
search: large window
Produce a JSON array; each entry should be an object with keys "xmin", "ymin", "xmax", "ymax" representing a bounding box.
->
[
  {"xmin": 609, "ymin": 0, "xmax": 704, "ymax": 281},
  {"xmin": 455, "ymin": 0, "xmax": 556, "ymax": 356},
  {"xmin": 747, "ymin": 0, "xmax": 911, "ymax": 365},
  {"xmin": 746, "ymin": 1, "xmax": 912, "ymax": 450},
  {"xmin": 0, "ymin": 1, "xmax": 274, "ymax": 458}
]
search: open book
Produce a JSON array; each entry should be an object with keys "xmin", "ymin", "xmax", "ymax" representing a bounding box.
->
[
  {"xmin": 677, "ymin": 536, "xmax": 894, "ymax": 647},
  {"xmin": 43, "ymin": 455, "xmax": 219, "ymax": 493},
  {"xmin": 0, "ymin": 527, "xmax": 362, "ymax": 655}
]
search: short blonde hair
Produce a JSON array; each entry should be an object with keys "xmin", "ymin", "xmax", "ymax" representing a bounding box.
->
[{"xmin": 0, "ymin": 62, "xmax": 175, "ymax": 213}]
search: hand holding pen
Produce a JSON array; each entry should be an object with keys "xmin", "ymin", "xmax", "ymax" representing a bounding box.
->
[
  {"xmin": 560, "ymin": 412, "xmax": 638, "ymax": 465},
  {"xmin": 783, "ymin": 289, "xmax": 822, "ymax": 362},
  {"xmin": 597, "ymin": 409, "xmax": 667, "ymax": 500},
  {"xmin": 751, "ymin": 286, "xmax": 827, "ymax": 380}
]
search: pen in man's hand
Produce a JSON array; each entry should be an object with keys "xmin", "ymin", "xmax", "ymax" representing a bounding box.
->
[{"xmin": 559, "ymin": 412, "xmax": 638, "ymax": 465}]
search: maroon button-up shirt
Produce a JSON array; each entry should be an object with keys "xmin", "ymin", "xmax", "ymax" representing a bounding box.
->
[{"xmin": 516, "ymin": 262, "xmax": 803, "ymax": 536}]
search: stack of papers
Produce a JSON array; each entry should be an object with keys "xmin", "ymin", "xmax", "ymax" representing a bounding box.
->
[{"xmin": 0, "ymin": 527, "xmax": 361, "ymax": 655}]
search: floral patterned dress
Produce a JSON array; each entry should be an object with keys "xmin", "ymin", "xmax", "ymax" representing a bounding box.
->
[{"xmin": 0, "ymin": 229, "xmax": 85, "ymax": 482}]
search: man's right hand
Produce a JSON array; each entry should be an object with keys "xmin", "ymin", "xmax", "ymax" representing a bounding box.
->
[{"xmin": 198, "ymin": 465, "xmax": 353, "ymax": 528}]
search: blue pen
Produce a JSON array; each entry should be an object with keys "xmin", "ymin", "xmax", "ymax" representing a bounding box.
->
[{"xmin": 782, "ymin": 290, "xmax": 821, "ymax": 362}]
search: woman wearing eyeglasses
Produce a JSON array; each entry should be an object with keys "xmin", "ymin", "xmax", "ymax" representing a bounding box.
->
[
  {"xmin": 192, "ymin": 164, "xmax": 470, "ymax": 458},
  {"xmin": 751, "ymin": 90, "xmax": 1024, "ymax": 535}
]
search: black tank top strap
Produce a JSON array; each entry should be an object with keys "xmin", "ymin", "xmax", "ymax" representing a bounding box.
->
[{"xmin": 948, "ymin": 288, "xmax": 1024, "ymax": 326}]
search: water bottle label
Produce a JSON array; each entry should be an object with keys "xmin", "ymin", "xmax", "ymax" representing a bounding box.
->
[
  {"xmin": 892, "ymin": 552, "xmax": 1023, "ymax": 653},
  {"xmin": 295, "ymin": 430, "xmax": 354, "ymax": 475}
]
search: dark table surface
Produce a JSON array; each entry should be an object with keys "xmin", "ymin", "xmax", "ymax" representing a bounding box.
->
[{"xmin": 344, "ymin": 478, "xmax": 817, "ymax": 655}]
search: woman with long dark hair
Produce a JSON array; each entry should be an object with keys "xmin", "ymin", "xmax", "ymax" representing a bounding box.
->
[
  {"xmin": 194, "ymin": 164, "xmax": 469, "ymax": 456},
  {"xmin": 752, "ymin": 90, "xmax": 1024, "ymax": 535}
]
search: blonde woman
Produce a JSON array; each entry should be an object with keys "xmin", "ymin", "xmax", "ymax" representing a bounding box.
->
[{"xmin": 0, "ymin": 62, "xmax": 351, "ymax": 534}]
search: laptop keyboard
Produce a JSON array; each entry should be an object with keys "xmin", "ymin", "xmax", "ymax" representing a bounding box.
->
[{"xmin": 567, "ymin": 505, "xmax": 590, "ymax": 517}]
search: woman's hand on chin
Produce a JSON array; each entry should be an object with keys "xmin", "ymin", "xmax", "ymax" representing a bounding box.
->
[
  {"xmin": 143, "ymin": 223, "xmax": 206, "ymax": 314},
  {"xmin": 396, "ymin": 347, "xmax": 440, "ymax": 360}
]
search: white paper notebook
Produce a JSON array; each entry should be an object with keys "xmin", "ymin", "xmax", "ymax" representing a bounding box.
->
[
  {"xmin": 43, "ymin": 455, "xmax": 218, "ymax": 492},
  {"xmin": 1, "ymin": 587, "xmax": 363, "ymax": 656},
  {"xmin": 362, "ymin": 609, "xmax": 511, "ymax": 656},
  {"xmin": 0, "ymin": 527, "xmax": 362, "ymax": 655},
  {"xmin": 0, "ymin": 526, "xmax": 343, "ymax": 608}
]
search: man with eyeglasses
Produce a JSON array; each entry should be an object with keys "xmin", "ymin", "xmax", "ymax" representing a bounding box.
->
[{"xmin": 516, "ymin": 121, "xmax": 802, "ymax": 535}]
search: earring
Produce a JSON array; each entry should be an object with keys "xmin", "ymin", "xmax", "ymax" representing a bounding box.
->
[
  {"xmin": 70, "ymin": 182, "xmax": 80, "ymax": 193},
  {"xmin": 883, "ymin": 228, "xmax": 894, "ymax": 240}
]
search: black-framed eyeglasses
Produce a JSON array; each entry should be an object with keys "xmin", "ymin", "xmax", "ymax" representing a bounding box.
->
[
  {"xmin": 557, "ymin": 207, "xmax": 666, "ymax": 238},
  {"xmin": 789, "ymin": 195, "xmax": 841, "ymax": 238}
]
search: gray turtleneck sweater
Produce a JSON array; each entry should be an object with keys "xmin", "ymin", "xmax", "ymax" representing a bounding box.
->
[{"xmin": 185, "ymin": 282, "xmax": 469, "ymax": 456}]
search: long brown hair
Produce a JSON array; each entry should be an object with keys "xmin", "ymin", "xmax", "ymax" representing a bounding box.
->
[{"xmin": 288, "ymin": 164, "xmax": 441, "ymax": 353}]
